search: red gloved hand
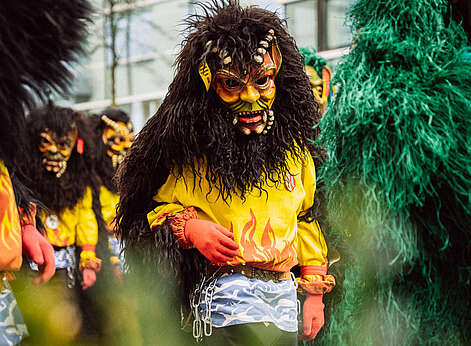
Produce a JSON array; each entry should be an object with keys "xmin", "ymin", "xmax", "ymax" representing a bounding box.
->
[
  {"xmin": 299, "ymin": 294, "xmax": 324, "ymax": 341},
  {"xmin": 81, "ymin": 268, "xmax": 96, "ymax": 290},
  {"xmin": 21, "ymin": 225, "xmax": 55, "ymax": 285},
  {"xmin": 184, "ymin": 219, "xmax": 240, "ymax": 265}
]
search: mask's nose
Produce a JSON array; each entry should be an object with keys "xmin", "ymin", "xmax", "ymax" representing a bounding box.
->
[{"xmin": 240, "ymin": 83, "xmax": 260, "ymax": 104}]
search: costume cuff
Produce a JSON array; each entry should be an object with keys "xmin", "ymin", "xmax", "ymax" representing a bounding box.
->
[
  {"xmin": 300, "ymin": 264, "xmax": 327, "ymax": 276},
  {"xmin": 18, "ymin": 203, "xmax": 37, "ymax": 227},
  {"xmin": 297, "ymin": 265, "xmax": 335, "ymax": 295},
  {"xmin": 168, "ymin": 207, "xmax": 199, "ymax": 248},
  {"xmin": 110, "ymin": 256, "xmax": 120, "ymax": 266},
  {"xmin": 79, "ymin": 246, "xmax": 102, "ymax": 272}
]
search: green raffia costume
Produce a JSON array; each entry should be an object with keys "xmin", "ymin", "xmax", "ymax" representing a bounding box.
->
[{"xmin": 318, "ymin": 0, "xmax": 471, "ymax": 344}]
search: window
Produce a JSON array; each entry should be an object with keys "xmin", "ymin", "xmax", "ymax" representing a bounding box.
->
[
  {"xmin": 284, "ymin": 0, "xmax": 353, "ymax": 51},
  {"xmin": 327, "ymin": 0, "xmax": 354, "ymax": 49},
  {"xmin": 105, "ymin": 8, "xmax": 157, "ymax": 65},
  {"xmin": 285, "ymin": 0, "xmax": 318, "ymax": 49}
]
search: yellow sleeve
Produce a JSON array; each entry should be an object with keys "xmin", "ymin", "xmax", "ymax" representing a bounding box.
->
[
  {"xmin": 147, "ymin": 172, "xmax": 186, "ymax": 228},
  {"xmin": 296, "ymin": 152, "xmax": 328, "ymax": 271},
  {"xmin": 75, "ymin": 187, "xmax": 98, "ymax": 247},
  {"xmin": 100, "ymin": 186, "xmax": 119, "ymax": 227},
  {"xmin": 147, "ymin": 204, "xmax": 185, "ymax": 229}
]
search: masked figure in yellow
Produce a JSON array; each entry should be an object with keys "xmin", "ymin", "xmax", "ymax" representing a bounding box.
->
[
  {"xmin": 24, "ymin": 105, "xmax": 101, "ymax": 292},
  {"xmin": 116, "ymin": 1, "xmax": 334, "ymax": 344},
  {"xmin": 89, "ymin": 108, "xmax": 133, "ymax": 279}
]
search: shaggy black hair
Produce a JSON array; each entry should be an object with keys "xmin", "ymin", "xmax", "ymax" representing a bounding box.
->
[
  {"xmin": 88, "ymin": 108, "xmax": 132, "ymax": 193},
  {"xmin": 116, "ymin": 0, "xmax": 321, "ymax": 305},
  {"xmin": 0, "ymin": 1, "xmax": 91, "ymax": 170},
  {"xmin": 24, "ymin": 104, "xmax": 98, "ymax": 212}
]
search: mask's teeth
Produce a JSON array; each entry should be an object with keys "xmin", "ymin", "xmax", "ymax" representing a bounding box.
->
[
  {"xmin": 56, "ymin": 161, "xmax": 67, "ymax": 178},
  {"xmin": 233, "ymin": 117, "xmax": 238, "ymax": 125},
  {"xmin": 241, "ymin": 127, "xmax": 251, "ymax": 135},
  {"xmin": 112, "ymin": 154, "xmax": 119, "ymax": 168},
  {"xmin": 118, "ymin": 154, "xmax": 124, "ymax": 165},
  {"xmin": 255, "ymin": 125, "xmax": 264, "ymax": 134},
  {"xmin": 263, "ymin": 111, "xmax": 268, "ymax": 123}
]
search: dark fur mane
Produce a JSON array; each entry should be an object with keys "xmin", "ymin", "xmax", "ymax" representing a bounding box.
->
[
  {"xmin": 89, "ymin": 108, "xmax": 131, "ymax": 193},
  {"xmin": 24, "ymin": 105, "xmax": 98, "ymax": 212},
  {"xmin": 0, "ymin": 0, "xmax": 91, "ymax": 169},
  {"xmin": 117, "ymin": 0, "xmax": 320, "ymax": 228}
]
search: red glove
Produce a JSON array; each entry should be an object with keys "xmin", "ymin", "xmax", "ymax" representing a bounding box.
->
[
  {"xmin": 81, "ymin": 268, "xmax": 96, "ymax": 290},
  {"xmin": 21, "ymin": 225, "xmax": 55, "ymax": 285},
  {"xmin": 299, "ymin": 294, "xmax": 324, "ymax": 341},
  {"xmin": 184, "ymin": 219, "xmax": 240, "ymax": 265}
]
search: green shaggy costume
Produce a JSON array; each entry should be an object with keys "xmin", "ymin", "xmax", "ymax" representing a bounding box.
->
[{"xmin": 318, "ymin": 0, "xmax": 471, "ymax": 344}]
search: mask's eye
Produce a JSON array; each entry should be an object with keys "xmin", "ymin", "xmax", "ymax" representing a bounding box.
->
[
  {"xmin": 256, "ymin": 76, "xmax": 269, "ymax": 86},
  {"xmin": 114, "ymin": 135, "xmax": 125, "ymax": 144},
  {"xmin": 224, "ymin": 79, "xmax": 241, "ymax": 89},
  {"xmin": 40, "ymin": 137, "xmax": 51, "ymax": 146}
]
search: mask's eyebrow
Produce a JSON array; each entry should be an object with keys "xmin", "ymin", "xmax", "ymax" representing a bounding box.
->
[
  {"xmin": 252, "ymin": 63, "xmax": 276, "ymax": 80},
  {"xmin": 40, "ymin": 132, "xmax": 53, "ymax": 141},
  {"xmin": 215, "ymin": 69, "xmax": 245, "ymax": 83},
  {"xmin": 40, "ymin": 131, "xmax": 57, "ymax": 145}
]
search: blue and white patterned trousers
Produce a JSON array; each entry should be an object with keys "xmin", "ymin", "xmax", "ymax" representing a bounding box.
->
[
  {"xmin": 199, "ymin": 273, "xmax": 298, "ymax": 333},
  {"xmin": 0, "ymin": 279, "xmax": 28, "ymax": 345}
]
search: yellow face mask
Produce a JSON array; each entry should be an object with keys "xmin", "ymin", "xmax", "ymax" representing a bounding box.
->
[
  {"xmin": 305, "ymin": 65, "xmax": 334, "ymax": 115},
  {"xmin": 210, "ymin": 37, "xmax": 282, "ymax": 135},
  {"xmin": 101, "ymin": 116, "xmax": 134, "ymax": 168},
  {"xmin": 39, "ymin": 127, "xmax": 78, "ymax": 178}
]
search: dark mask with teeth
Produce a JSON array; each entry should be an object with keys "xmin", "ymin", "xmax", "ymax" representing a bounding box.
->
[
  {"xmin": 39, "ymin": 126, "xmax": 78, "ymax": 178},
  {"xmin": 101, "ymin": 115, "xmax": 133, "ymax": 168},
  {"xmin": 203, "ymin": 29, "xmax": 282, "ymax": 135}
]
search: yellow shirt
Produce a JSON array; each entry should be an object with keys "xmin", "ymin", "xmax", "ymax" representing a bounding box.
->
[
  {"xmin": 42, "ymin": 186, "xmax": 98, "ymax": 248},
  {"xmin": 148, "ymin": 149, "xmax": 328, "ymax": 272},
  {"xmin": 0, "ymin": 160, "xmax": 22, "ymax": 271},
  {"xmin": 99, "ymin": 186, "xmax": 119, "ymax": 227}
]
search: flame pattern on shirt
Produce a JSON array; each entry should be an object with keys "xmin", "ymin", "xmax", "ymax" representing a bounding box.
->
[
  {"xmin": 0, "ymin": 162, "xmax": 21, "ymax": 270},
  {"xmin": 235, "ymin": 209, "xmax": 297, "ymax": 272}
]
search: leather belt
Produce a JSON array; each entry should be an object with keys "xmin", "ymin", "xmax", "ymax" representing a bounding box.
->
[{"xmin": 208, "ymin": 264, "xmax": 291, "ymax": 282}]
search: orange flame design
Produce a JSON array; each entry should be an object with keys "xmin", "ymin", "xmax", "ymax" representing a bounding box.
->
[
  {"xmin": 237, "ymin": 209, "xmax": 296, "ymax": 271},
  {"xmin": 0, "ymin": 168, "xmax": 21, "ymax": 251}
]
